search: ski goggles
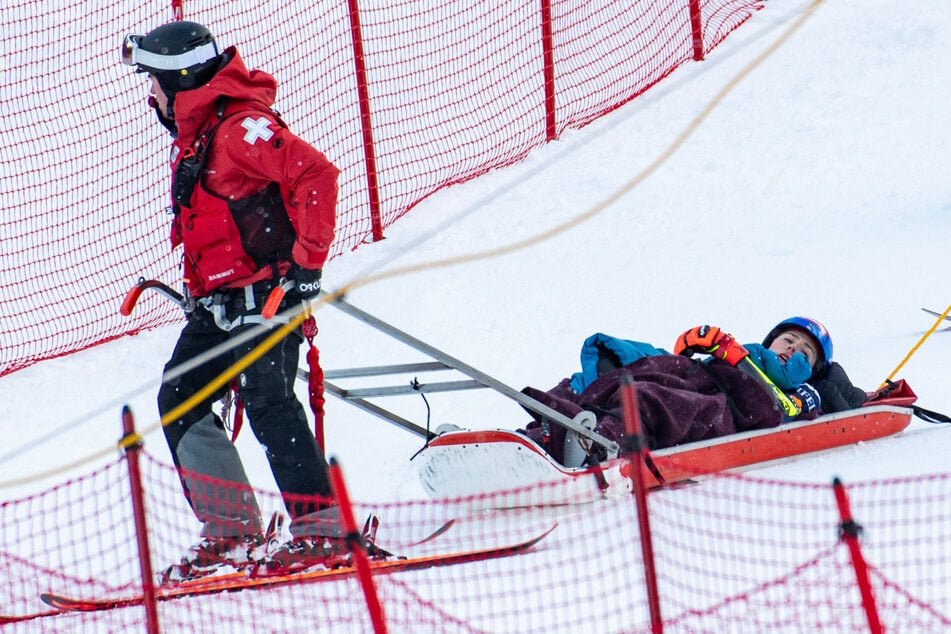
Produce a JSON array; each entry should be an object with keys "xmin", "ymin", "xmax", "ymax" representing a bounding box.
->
[{"xmin": 121, "ymin": 34, "xmax": 218, "ymax": 71}]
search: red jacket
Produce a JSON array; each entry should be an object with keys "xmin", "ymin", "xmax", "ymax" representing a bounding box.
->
[{"xmin": 168, "ymin": 47, "xmax": 338, "ymax": 296}]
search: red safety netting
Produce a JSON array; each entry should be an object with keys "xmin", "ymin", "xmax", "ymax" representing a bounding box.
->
[
  {"xmin": 1, "ymin": 447, "xmax": 949, "ymax": 632},
  {"xmin": 0, "ymin": 0, "xmax": 762, "ymax": 377}
]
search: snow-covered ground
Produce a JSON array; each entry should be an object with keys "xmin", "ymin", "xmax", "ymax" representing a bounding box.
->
[
  {"xmin": 4, "ymin": 0, "xmax": 950, "ymax": 500},
  {"xmin": 1, "ymin": 0, "xmax": 949, "ymax": 627}
]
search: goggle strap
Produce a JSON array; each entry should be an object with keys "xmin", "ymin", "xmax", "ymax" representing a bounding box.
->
[{"xmin": 123, "ymin": 37, "xmax": 218, "ymax": 71}]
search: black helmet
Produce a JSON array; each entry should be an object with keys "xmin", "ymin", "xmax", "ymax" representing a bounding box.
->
[{"xmin": 122, "ymin": 21, "xmax": 221, "ymax": 94}]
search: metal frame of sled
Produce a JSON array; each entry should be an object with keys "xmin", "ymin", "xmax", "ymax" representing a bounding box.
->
[
  {"xmin": 118, "ymin": 278, "xmax": 614, "ymax": 456},
  {"xmin": 303, "ymin": 294, "xmax": 619, "ymax": 457}
]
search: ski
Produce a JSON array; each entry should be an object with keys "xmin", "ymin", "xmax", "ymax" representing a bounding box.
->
[
  {"xmin": 0, "ymin": 610, "xmax": 60, "ymax": 625},
  {"xmin": 921, "ymin": 307, "xmax": 951, "ymax": 323},
  {"xmin": 369, "ymin": 517, "xmax": 456, "ymax": 550},
  {"xmin": 413, "ymin": 517, "xmax": 455, "ymax": 545},
  {"xmin": 159, "ymin": 514, "xmax": 454, "ymax": 586},
  {"xmin": 40, "ymin": 525, "xmax": 555, "ymax": 613}
]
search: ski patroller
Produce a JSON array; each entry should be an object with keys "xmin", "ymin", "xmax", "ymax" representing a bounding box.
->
[{"xmin": 40, "ymin": 525, "xmax": 555, "ymax": 613}]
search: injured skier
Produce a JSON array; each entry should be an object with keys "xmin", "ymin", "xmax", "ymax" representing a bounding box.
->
[{"xmin": 518, "ymin": 316, "xmax": 873, "ymax": 467}]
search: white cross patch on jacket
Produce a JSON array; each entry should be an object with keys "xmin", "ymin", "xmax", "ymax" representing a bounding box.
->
[{"xmin": 241, "ymin": 117, "xmax": 274, "ymax": 145}]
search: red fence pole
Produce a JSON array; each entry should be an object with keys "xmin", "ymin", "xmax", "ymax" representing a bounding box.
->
[
  {"xmin": 121, "ymin": 406, "xmax": 160, "ymax": 634},
  {"xmin": 346, "ymin": 0, "xmax": 384, "ymax": 241},
  {"xmin": 328, "ymin": 457, "xmax": 387, "ymax": 633},
  {"xmin": 619, "ymin": 382, "xmax": 663, "ymax": 633},
  {"xmin": 539, "ymin": 0, "xmax": 558, "ymax": 141},
  {"xmin": 688, "ymin": 0, "xmax": 705, "ymax": 61},
  {"xmin": 832, "ymin": 477, "xmax": 883, "ymax": 634}
]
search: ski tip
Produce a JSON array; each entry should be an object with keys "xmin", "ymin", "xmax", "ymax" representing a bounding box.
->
[
  {"xmin": 40, "ymin": 592, "xmax": 102, "ymax": 612},
  {"xmin": 412, "ymin": 518, "xmax": 456, "ymax": 546},
  {"xmin": 41, "ymin": 591, "xmax": 113, "ymax": 612}
]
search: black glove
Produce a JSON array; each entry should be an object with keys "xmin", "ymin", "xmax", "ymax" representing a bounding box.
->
[{"xmin": 291, "ymin": 265, "xmax": 322, "ymax": 300}]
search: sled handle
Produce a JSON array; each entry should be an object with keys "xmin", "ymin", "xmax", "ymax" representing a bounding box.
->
[
  {"xmin": 120, "ymin": 285, "xmax": 144, "ymax": 316},
  {"xmin": 262, "ymin": 281, "xmax": 296, "ymax": 319},
  {"xmin": 120, "ymin": 278, "xmax": 187, "ymax": 316}
]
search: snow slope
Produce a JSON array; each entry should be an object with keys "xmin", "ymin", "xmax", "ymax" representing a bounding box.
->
[{"xmin": 2, "ymin": 0, "xmax": 949, "ymax": 543}]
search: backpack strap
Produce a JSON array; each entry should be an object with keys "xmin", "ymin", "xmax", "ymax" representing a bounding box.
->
[
  {"xmin": 172, "ymin": 99, "xmax": 285, "ymax": 209},
  {"xmin": 172, "ymin": 98, "xmax": 230, "ymax": 208}
]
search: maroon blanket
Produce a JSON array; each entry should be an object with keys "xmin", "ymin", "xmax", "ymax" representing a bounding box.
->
[{"xmin": 520, "ymin": 355, "xmax": 782, "ymax": 464}]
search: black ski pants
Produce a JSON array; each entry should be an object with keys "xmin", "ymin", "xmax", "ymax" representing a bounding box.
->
[{"xmin": 158, "ymin": 290, "xmax": 332, "ymax": 537}]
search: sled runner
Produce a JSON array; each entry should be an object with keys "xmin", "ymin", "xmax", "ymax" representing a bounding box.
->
[{"xmin": 414, "ymin": 404, "xmax": 914, "ymax": 502}]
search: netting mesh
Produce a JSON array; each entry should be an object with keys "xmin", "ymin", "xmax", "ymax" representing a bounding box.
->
[
  {"xmin": 1, "ymin": 0, "xmax": 762, "ymax": 377},
  {"xmin": 1, "ymin": 449, "xmax": 949, "ymax": 632}
]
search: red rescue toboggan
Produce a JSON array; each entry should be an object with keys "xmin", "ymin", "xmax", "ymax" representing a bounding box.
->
[{"xmin": 121, "ymin": 280, "xmax": 921, "ymax": 503}]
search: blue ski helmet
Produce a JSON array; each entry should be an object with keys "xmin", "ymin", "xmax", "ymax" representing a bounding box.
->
[{"xmin": 762, "ymin": 316, "xmax": 833, "ymax": 370}]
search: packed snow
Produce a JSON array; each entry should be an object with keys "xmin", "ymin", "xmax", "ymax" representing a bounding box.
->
[{"xmin": 1, "ymin": 1, "xmax": 949, "ymax": 629}]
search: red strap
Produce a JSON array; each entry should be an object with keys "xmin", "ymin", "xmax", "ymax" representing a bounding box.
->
[
  {"xmin": 303, "ymin": 316, "xmax": 326, "ymax": 455},
  {"xmin": 230, "ymin": 393, "xmax": 245, "ymax": 443},
  {"xmin": 221, "ymin": 379, "xmax": 244, "ymax": 443},
  {"xmin": 863, "ymin": 378, "xmax": 918, "ymax": 407},
  {"xmin": 226, "ymin": 318, "xmax": 324, "ymax": 451}
]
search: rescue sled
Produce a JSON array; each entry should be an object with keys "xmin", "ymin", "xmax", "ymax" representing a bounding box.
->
[
  {"xmin": 308, "ymin": 296, "xmax": 916, "ymax": 503},
  {"xmin": 120, "ymin": 281, "xmax": 924, "ymax": 506},
  {"xmin": 413, "ymin": 404, "xmax": 914, "ymax": 502}
]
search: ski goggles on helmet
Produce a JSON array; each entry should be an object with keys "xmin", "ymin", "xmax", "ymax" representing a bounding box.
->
[{"xmin": 121, "ymin": 34, "xmax": 219, "ymax": 72}]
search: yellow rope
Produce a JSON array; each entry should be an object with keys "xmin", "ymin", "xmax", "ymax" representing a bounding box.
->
[
  {"xmin": 0, "ymin": 444, "xmax": 123, "ymax": 490},
  {"xmin": 342, "ymin": 0, "xmax": 827, "ymax": 295},
  {"xmin": 157, "ymin": 303, "xmax": 316, "ymax": 429},
  {"xmin": 0, "ymin": 2, "xmax": 825, "ymax": 490},
  {"xmin": 879, "ymin": 305, "xmax": 951, "ymax": 389}
]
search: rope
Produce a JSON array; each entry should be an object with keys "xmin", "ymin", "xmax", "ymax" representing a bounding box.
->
[
  {"xmin": 0, "ymin": 1, "xmax": 826, "ymax": 489},
  {"xmin": 880, "ymin": 305, "xmax": 951, "ymax": 389},
  {"xmin": 335, "ymin": 0, "xmax": 826, "ymax": 297}
]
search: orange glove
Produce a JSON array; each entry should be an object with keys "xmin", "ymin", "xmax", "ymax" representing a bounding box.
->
[{"xmin": 674, "ymin": 325, "xmax": 750, "ymax": 366}]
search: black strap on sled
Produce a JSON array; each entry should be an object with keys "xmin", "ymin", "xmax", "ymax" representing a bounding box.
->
[
  {"xmin": 911, "ymin": 405, "xmax": 951, "ymax": 424},
  {"xmin": 874, "ymin": 379, "xmax": 951, "ymax": 423}
]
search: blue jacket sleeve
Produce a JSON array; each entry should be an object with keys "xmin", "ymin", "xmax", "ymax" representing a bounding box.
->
[
  {"xmin": 569, "ymin": 333, "xmax": 668, "ymax": 393},
  {"xmin": 744, "ymin": 343, "xmax": 813, "ymax": 390}
]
